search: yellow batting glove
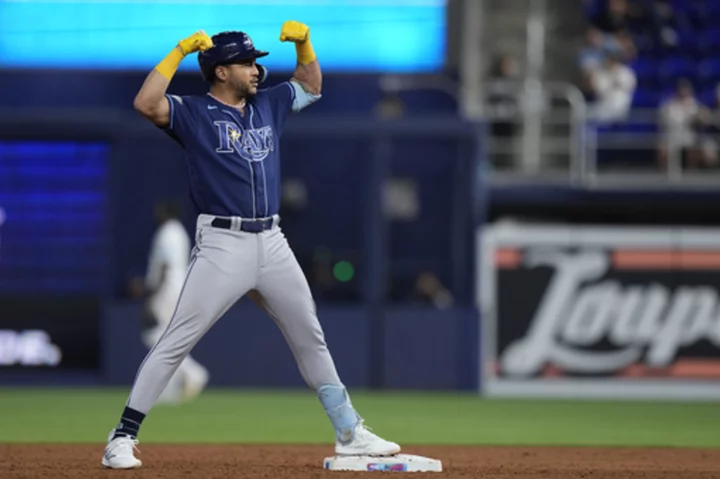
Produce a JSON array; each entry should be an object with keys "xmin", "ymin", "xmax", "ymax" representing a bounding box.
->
[
  {"xmin": 279, "ymin": 21, "xmax": 316, "ymax": 65},
  {"xmin": 177, "ymin": 30, "xmax": 214, "ymax": 56},
  {"xmin": 279, "ymin": 20, "xmax": 310, "ymax": 43},
  {"xmin": 156, "ymin": 30, "xmax": 213, "ymax": 81}
]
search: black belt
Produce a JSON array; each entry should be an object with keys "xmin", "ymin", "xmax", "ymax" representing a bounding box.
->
[{"xmin": 211, "ymin": 217, "xmax": 274, "ymax": 233}]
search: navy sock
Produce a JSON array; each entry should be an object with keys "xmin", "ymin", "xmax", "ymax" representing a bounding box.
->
[{"xmin": 112, "ymin": 407, "xmax": 145, "ymax": 439}]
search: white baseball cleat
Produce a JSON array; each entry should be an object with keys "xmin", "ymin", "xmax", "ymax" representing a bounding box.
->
[
  {"xmin": 335, "ymin": 421, "xmax": 401, "ymax": 457},
  {"xmin": 101, "ymin": 430, "xmax": 142, "ymax": 469}
]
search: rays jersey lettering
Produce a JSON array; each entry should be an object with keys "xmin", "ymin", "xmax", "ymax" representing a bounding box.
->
[
  {"xmin": 162, "ymin": 81, "xmax": 300, "ymax": 218},
  {"xmin": 214, "ymin": 121, "xmax": 274, "ymax": 162}
]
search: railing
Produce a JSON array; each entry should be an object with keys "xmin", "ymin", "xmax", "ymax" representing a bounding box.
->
[
  {"xmin": 482, "ymin": 79, "xmax": 588, "ymax": 183},
  {"xmin": 482, "ymin": 80, "xmax": 720, "ymax": 189},
  {"xmin": 583, "ymin": 109, "xmax": 720, "ymax": 187}
]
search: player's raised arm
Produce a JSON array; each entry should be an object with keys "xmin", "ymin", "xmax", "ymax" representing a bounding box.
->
[
  {"xmin": 133, "ymin": 30, "xmax": 213, "ymax": 127},
  {"xmin": 280, "ymin": 21, "xmax": 321, "ymax": 95}
]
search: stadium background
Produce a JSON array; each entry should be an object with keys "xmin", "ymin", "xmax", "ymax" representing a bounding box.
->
[{"xmin": 1, "ymin": 0, "xmax": 719, "ymax": 477}]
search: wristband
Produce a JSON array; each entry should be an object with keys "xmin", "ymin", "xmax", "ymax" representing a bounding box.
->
[
  {"xmin": 155, "ymin": 47, "xmax": 184, "ymax": 80},
  {"xmin": 295, "ymin": 40, "xmax": 316, "ymax": 65}
]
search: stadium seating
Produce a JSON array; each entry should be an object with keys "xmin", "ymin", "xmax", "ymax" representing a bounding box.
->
[{"xmin": 585, "ymin": 0, "xmax": 720, "ymax": 109}]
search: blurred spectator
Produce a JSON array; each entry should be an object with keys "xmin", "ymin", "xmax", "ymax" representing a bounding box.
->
[
  {"xmin": 585, "ymin": 0, "xmax": 638, "ymax": 60},
  {"xmin": 375, "ymin": 92, "xmax": 405, "ymax": 119},
  {"xmin": 486, "ymin": 53, "xmax": 520, "ymax": 168},
  {"xmin": 696, "ymin": 85, "xmax": 720, "ymax": 168},
  {"xmin": 579, "ymin": 27, "xmax": 634, "ymax": 80},
  {"xmin": 409, "ymin": 271, "xmax": 453, "ymax": 309},
  {"xmin": 587, "ymin": 52, "xmax": 637, "ymax": 123},
  {"xmin": 649, "ymin": 0, "xmax": 680, "ymax": 48},
  {"xmin": 614, "ymin": 29, "xmax": 637, "ymax": 62},
  {"xmin": 590, "ymin": 0, "xmax": 630, "ymax": 34},
  {"xmin": 657, "ymin": 79, "xmax": 709, "ymax": 170},
  {"xmin": 580, "ymin": 27, "xmax": 614, "ymax": 75},
  {"xmin": 631, "ymin": 0, "xmax": 697, "ymax": 50},
  {"xmin": 489, "ymin": 52, "xmax": 520, "ymax": 81}
]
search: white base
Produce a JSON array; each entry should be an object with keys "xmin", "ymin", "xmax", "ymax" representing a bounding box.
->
[{"xmin": 323, "ymin": 454, "xmax": 442, "ymax": 472}]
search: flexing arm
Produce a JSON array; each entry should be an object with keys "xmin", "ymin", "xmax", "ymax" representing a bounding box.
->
[
  {"xmin": 133, "ymin": 31, "xmax": 214, "ymax": 126},
  {"xmin": 293, "ymin": 55, "xmax": 321, "ymax": 95},
  {"xmin": 280, "ymin": 21, "xmax": 321, "ymax": 95}
]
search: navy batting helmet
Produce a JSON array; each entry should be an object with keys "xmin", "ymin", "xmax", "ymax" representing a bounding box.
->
[{"xmin": 197, "ymin": 31, "xmax": 269, "ymax": 83}]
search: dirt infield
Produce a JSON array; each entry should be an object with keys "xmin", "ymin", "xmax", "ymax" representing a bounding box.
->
[{"xmin": 2, "ymin": 444, "xmax": 719, "ymax": 478}]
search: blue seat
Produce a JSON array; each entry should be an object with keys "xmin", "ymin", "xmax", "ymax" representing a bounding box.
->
[
  {"xmin": 698, "ymin": 58, "xmax": 720, "ymax": 83},
  {"xmin": 675, "ymin": 30, "xmax": 703, "ymax": 53},
  {"xmin": 637, "ymin": 76, "xmax": 661, "ymax": 92},
  {"xmin": 700, "ymin": 88, "xmax": 718, "ymax": 107},
  {"xmin": 630, "ymin": 58, "xmax": 657, "ymax": 79},
  {"xmin": 658, "ymin": 57, "xmax": 697, "ymax": 82},
  {"xmin": 702, "ymin": 28, "xmax": 720, "ymax": 49},
  {"xmin": 583, "ymin": 0, "xmax": 603, "ymax": 18},
  {"xmin": 616, "ymin": 122, "xmax": 659, "ymax": 134},
  {"xmin": 658, "ymin": 87, "xmax": 681, "ymax": 102},
  {"xmin": 594, "ymin": 123, "xmax": 619, "ymax": 134},
  {"xmin": 671, "ymin": 0, "xmax": 699, "ymax": 14},
  {"xmin": 632, "ymin": 89, "xmax": 661, "ymax": 108},
  {"xmin": 659, "ymin": 76, "xmax": 704, "ymax": 93},
  {"xmin": 705, "ymin": 1, "xmax": 720, "ymax": 19}
]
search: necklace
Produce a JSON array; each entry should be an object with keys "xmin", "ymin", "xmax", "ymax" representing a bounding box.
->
[{"xmin": 207, "ymin": 93, "xmax": 246, "ymax": 114}]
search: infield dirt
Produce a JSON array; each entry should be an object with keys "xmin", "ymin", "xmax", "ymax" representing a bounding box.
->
[{"xmin": 2, "ymin": 444, "xmax": 719, "ymax": 478}]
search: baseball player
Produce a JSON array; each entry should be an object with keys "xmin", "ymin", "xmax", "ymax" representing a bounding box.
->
[
  {"xmin": 102, "ymin": 22, "xmax": 400, "ymax": 469},
  {"xmin": 128, "ymin": 200, "xmax": 209, "ymax": 404}
]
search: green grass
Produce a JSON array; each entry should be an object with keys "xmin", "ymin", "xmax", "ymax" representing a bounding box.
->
[{"xmin": 0, "ymin": 387, "xmax": 718, "ymax": 448}]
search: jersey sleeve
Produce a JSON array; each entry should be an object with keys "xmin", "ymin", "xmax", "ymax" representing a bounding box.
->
[
  {"xmin": 263, "ymin": 81, "xmax": 296, "ymax": 130},
  {"xmin": 163, "ymin": 94, "xmax": 198, "ymax": 146},
  {"xmin": 289, "ymin": 80, "xmax": 322, "ymax": 112},
  {"xmin": 262, "ymin": 80, "xmax": 322, "ymax": 130}
]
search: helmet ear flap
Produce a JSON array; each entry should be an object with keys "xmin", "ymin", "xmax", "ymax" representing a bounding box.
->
[
  {"xmin": 198, "ymin": 52, "xmax": 214, "ymax": 82},
  {"xmin": 256, "ymin": 63, "xmax": 268, "ymax": 84}
]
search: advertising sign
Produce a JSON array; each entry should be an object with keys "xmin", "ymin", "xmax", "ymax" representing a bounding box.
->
[
  {"xmin": 0, "ymin": 1, "xmax": 447, "ymax": 72},
  {"xmin": 478, "ymin": 223, "xmax": 720, "ymax": 400},
  {"xmin": 0, "ymin": 141, "xmax": 109, "ymax": 294},
  {"xmin": 0, "ymin": 297, "xmax": 100, "ymax": 371}
]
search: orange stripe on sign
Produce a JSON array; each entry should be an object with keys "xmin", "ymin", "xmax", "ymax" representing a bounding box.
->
[
  {"xmin": 495, "ymin": 249, "xmax": 521, "ymax": 269},
  {"xmin": 670, "ymin": 360, "xmax": 720, "ymax": 378},
  {"xmin": 612, "ymin": 250, "xmax": 720, "ymax": 269},
  {"xmin": 617, "ymin": 360, "xmax": 720, "ymax": 379},
  {"xmin": 617, "ymin": 364, "xmax": 655, "ymax": 377},
  {"xmin": 677, "ymin": 252, "xmax": 720, "ymax": 269},
  {"xmin": 541, "ymin": 364, "xmax": 565, "ymax": 378}
]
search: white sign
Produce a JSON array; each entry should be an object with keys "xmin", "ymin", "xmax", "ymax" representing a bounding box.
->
[
  {"xmin": 0, "ymin": 330, "xmax": 62, "ymax": 367},
  {"xmin": 477, "ymin": 223, "xmax": 720, "ymax": 400}
]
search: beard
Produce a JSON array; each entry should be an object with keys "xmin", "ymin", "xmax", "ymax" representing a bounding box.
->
[{"xmin": 231, "ymin": 80, "xmax": 258, "ymax": 101}]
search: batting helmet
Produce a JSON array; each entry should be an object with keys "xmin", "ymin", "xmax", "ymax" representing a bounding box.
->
[{"xmin": 197, "ymin": 31, "xmax": 269, "ymax": 83}]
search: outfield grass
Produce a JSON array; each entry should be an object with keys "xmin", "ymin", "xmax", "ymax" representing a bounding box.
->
[{"xmin": 0, "ymin": 388, "xmax": 718, "ymax": 448}]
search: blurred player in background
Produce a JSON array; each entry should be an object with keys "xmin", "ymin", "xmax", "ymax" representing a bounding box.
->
[{"xmin": 128, "ymin": 200, "xmax": 209, "ymax": 405}]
